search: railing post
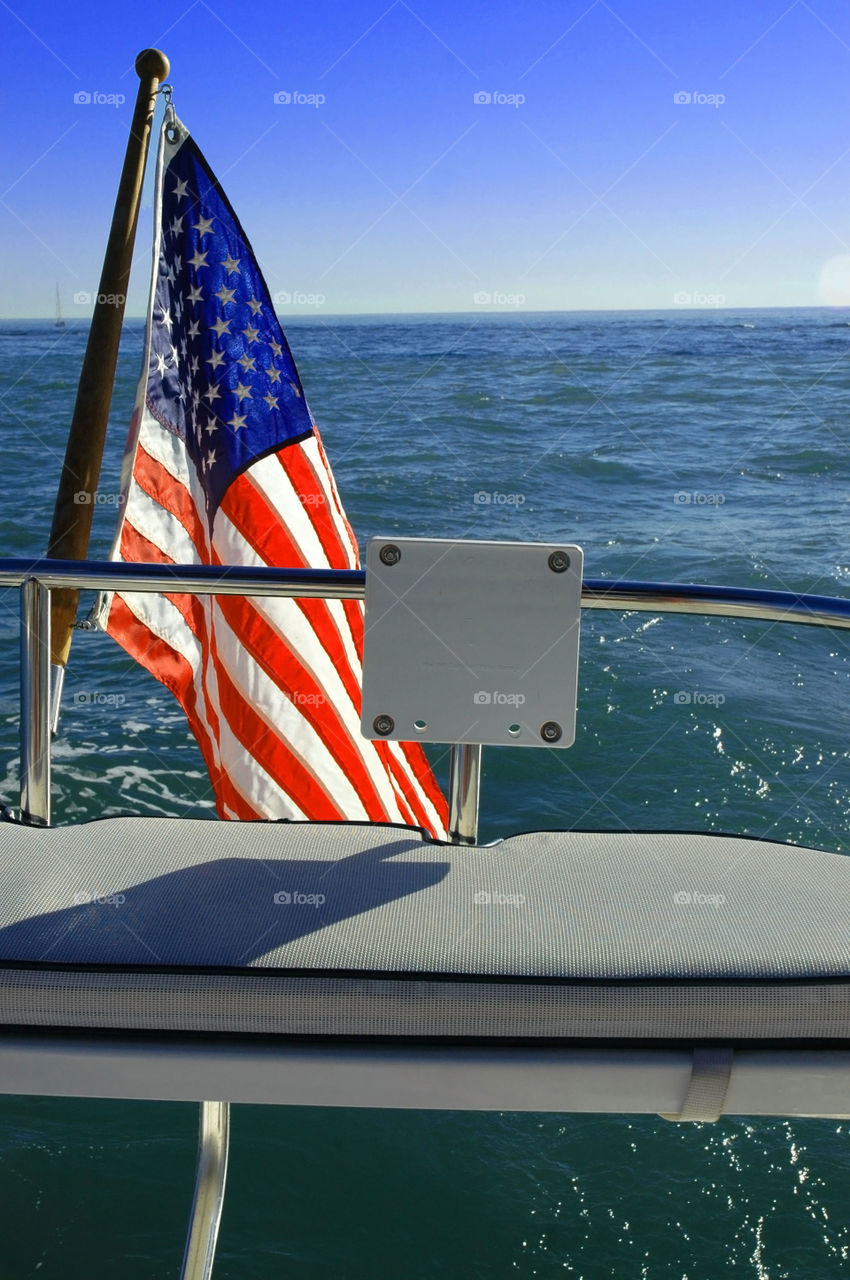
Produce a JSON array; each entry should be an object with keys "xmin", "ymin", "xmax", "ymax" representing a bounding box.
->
[
  {"xmin": 19, "ymin": 578, "xmax": 51, "ymax": 826},
  {"xmin": 448, "ymin": 743, "xmax": 481, "ymax": 845},
  {"xmin": 180, "ymin": 1100, "xmax": 230, "ymax": 1280}
]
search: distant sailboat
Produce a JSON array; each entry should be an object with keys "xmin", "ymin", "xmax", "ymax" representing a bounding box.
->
[{"xmin": 55, "ymin": 285, "xmax": 65, "ymax": 328}]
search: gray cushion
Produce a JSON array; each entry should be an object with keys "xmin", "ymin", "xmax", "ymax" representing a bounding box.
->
[{"xmin": 0, "ymin": 818, "xmax": 848, "ymax": 1041}]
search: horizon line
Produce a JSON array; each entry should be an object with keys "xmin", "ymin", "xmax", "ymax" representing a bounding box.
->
[{"xmin": 3, "ymin": 303, "xmax": 850, "ymax": 323}]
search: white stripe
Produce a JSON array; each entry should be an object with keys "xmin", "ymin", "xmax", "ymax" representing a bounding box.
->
[
  {"xmin": 123, "ymin": 484, "xmax": 200, "ymax": 566},
  {"xmin": 137, "ymin": 408, "xmax": 196, "ymax": 488}
]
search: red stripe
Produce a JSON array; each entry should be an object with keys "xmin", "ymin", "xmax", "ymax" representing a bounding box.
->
[
  {"xmin": 278, "ymin": 448, "xmax": 353, "ymax": 569},
  {"xmin": 132, "ymin": 445, "xmax": 208, "ymax": 555},
  {"xmin": 106, "ymin": 595, "xmax": 257, "ymax": 821},
  {"xmin": 314, "ymin": 428, "xmax": 360, "ymax": 563},
  {"xmin": 377, "ymin": 740, "xmax": 436, "ymax": 831},
  {"xmin": 213, "ymin": 593, "xmax": 395, "ymax": 822},
  {"xmin": 395, "ymin": 741, "xmax": 449, "ymax": 828},
  {"xmin": 214, "ymin": 657, "xmax": 347, "ymax": 821},
  {"xmin": 116, "ymin": 523, "xmax": 224, "ymax": 758},
  {"xmin": 219, "ymin": 472, "xmax": 365, "ymax": 711}
]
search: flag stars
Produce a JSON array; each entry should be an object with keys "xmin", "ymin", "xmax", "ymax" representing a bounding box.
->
[
  {"xmin": 204, "ymin": 418, "xmax": 217, "ymax": 436},
  {"xmin": 169, "ymin": 214, "xmax": 184, "ymax": 237},
  {"xmin": 188, "ymin": 249, "xmax": 209, "ymax": 271},
  {"xmin": 242, "ymin": 324, "xmax": 260, "ymax": 345},
  {"xmin": 269, "ymin": 339, "xmax": 282, "ymax": 357},
  {"xmin": 221, "ymin": 254, "xmax": 241, "ymax": 274},
  {"xmin": 237, "ymin": 353, "xmax": 256, "ymax": 372},
  {"xmin": 173, "ymin": 177, "xmax": 189, "ymax": 201},
  {"xmin": 154, "ymin": 352, "xmax": 168, "ymax": 376},
  {"xmin": 187, "ymin": 284, "xmax": 203, "ymax": 305},
  {"xmin": 246, "ymin": 297, "xmax": 263, "ymax": 315},
  {"xmin": 159, "ymin": 307, "xmax": 173, "ymax": 333},
  {"xmin": 233, "ymin": 381, "xmax": 253, "ymax": 402},
  {"xmin": 289, "ymin": 381, "xmax": 302, "ymax": 398},
  {"xmin": 215, "ymin": 284, "xmax": 237, "ymax": 305},
  {"xmin": 263, "ymin": 391, "xmax": 279, "ymax": 410},
  {"xmin": 206, "ymin": 349, "xmax": 226, "ymax": 371},
  {"xmin": 203, "ymin": 383, "xmax": 222, "ymax": 405},
  {"xmin": 211, "ymin": 316, "xmax": 231, "ymax": 338},
  {"xmin": 227, "ymin": 412, "xmax": 247, "ymax": 431},
  {"xmin": 267, "ymin": 366, "xmax": 281, "ymax": 384},
  {"xmin": 187, "ymin": 319, "xmax": 200, "ymax": 339},
  {"xmin": 193, "ymin": 215, "xmax": 215, "ymax": 237}
]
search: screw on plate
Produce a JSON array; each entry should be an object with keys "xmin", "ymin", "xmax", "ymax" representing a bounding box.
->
[
  {"xmin": 373, "ymin": 714, "xmax": 395, "ymax": 736},
  {"xmin": 540, "ymin": 721, "xmax": 562, "ymax": 743},
  {"xmin": 548, "ymin": 550, "xmax": 570, "ymax": 573},
  {"xmin": 379, "ymin": 544, "xmax": 401, "ymax": 566}
]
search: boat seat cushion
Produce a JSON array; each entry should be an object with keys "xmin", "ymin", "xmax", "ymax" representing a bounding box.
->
[{"xmin": 0, "ymin": 817, "xmax": 849, "ymax": 1043}]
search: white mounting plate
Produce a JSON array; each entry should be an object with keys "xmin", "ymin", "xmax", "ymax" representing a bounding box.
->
[{"xmin": 361, "ymin": 538, "xmax": 583, "ymax": 748}]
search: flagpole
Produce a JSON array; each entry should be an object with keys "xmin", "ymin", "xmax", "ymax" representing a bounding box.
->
[{"xmin": 46, "ymin": 47, "xmax": 170, "ymax": 701}]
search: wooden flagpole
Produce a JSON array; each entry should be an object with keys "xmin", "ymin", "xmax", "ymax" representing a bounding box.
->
[{"xmin": 46, "ymin": 47, "xmax": 170, "ymax": 670}]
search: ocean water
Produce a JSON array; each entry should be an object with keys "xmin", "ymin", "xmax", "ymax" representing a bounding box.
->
[{"xmin": 1, "ymin": 308, "xmax": 850, "ymax": 1276}]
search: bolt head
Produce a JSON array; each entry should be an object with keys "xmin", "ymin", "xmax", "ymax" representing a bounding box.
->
[
  {"xmin": 548, "ymin": 551, "xmax": 570, "ymax": 573},
  {"xmin": 540, "ymin": 721, "xmax": 562, "ymax": 743},
  {"xmin": 373, "ymin": 714, "xmax": 395, "ymax": 736},
  {"xmin": 379, "ymin": 544, "xmax": 401, "ymax": 566}
]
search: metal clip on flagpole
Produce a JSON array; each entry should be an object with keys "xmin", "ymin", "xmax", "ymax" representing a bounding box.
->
[{"xmin": 45, "ymin": 48, "xmax": 170, "ymax": 737}]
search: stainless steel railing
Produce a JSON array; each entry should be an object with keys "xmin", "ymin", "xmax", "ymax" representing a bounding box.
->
[{"xmin": 4, "ymin": 556, "xmax": 850, "ymax": 832}]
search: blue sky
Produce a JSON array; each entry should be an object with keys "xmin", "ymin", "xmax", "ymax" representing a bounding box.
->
[{"xmin": 4, "ymin": 0, "xmax": 850, "ymax": 314}]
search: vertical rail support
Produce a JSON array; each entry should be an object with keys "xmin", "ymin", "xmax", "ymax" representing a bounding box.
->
[
  {"xmin": 448, "ymin": 743, "xmax": 481, "ymax": 845},
  {"xmin": 180, "ymin": 1100, "xmax": 231, "ymax": 1280},
  {"xmin": 20, "ymin": 578, "xmax": 51, "ymax": 826}
]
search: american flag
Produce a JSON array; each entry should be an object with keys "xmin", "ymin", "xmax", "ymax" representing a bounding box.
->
[{"xmin": 105, "ymin": 114, "xmax": 448, "ymax": 838}]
